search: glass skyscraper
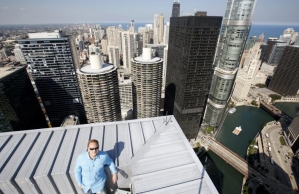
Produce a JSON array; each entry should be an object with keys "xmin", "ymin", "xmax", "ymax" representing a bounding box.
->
[{"xmin": 204, "ymin": 0, "xmax": 257, "ymax": 128}]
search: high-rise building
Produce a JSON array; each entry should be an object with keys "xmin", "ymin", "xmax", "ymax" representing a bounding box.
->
[
  {"xmin": 204, "ymin": 0, "xmax": 257, "ymax": 128},
  {"xmin": 121, "ymin": 31, "xmax": 135, "ymax": 73},
  {"xmin": 108, "ymin": 46, "xmax": 120, "ymax": 66},
  {"xmin": 13, "ymin": 44, "xmax": 26, "ymax": 64},
  {"xmin": 119, "ymin": 79, "xmax": 134, "ymax": 120},
  {"xmin": 77, "ymin": 54, "xmax": 121, "ymax": 123},
  {"xmin": 153, "ymin": 14, "xmax": 160, "ymax": 44},
  {"xmin": 135, "ymin": 33, "xmax": 143, "ymax": 57},
  {"xmin": 163, "ymin": 22, "xmax": 170, "ymax": 45},
  {"xmin": 171, "ymin": 1, "xmax": 180, "ymax": 17},
  {"xmin": 159, "ymin": 14, "xmax": 164, "ymax": 44},
  {"xmin": 165, "ymin": 15, "xmax": 222, "ymax": 139},
  {"xmin": 130, "ymin": 20, "xmax": 135, "ymax": 33},
  {"xmin": 268, "ymin": 45, "xmax": 299, "ymax": 96},
  {"xmin": 0, "ymin": 65, "xmax": 48, "ymax": 132},
  {"xmin": 106, "ymin": 26, "xmax": 122, "ymax": 52},
  {"xmin": 267, "ymin": 42, "xmax": 287, "ymax": 65},
  {"xmin": 132, "ymin": 48, "xmax": 163, "ymax": 119},
  {"xmin": 143, "ymin": 25, "xmax": 154, "ymax": 45},
  {"xmin": 232, "ymin": 43, "xmax": 261, "ymax": 102},
  {"xmin": 101, "ymin": 39, "xmax": 108, "ymax": 55},
  {"xmin": 19, "ymin": 30, "xmax": 87, "ymax": 127}
]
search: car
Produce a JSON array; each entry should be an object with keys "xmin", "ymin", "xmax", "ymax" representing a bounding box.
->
[
  {"xmin": 278, "ymin": 150, "xmax": 280, "ymax": 153},
  {"xmin": 285, "ymin": 160, "xmax": 287, "ymax": 163}
]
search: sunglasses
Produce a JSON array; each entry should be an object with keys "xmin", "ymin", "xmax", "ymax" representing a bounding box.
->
[{"xmin": 89, "ymin": 147, "xmax": 99, "ymax": 151}]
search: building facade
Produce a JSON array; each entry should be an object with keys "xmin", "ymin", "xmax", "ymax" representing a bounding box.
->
[
  {"xmin": 19, "ymin": 30, "xmax": 87, "ymax": 127},
  {"xmin": 121, "ymin": 31, "xmax": 135, "ymax": 74},
  {"xmin": 0, "ymin": 65, "xmax": 48, "ymax": 132},
  {"xmin": 77, "ymin": 54, "xmax": 121, "ymax": 123},
  {"xmin": 204, "ymin": 0, "xmax": 257, "ymax": 128},
  {"xmin": 108, "ymin": 46, "xmax": 120, "ymax": 67},
  {"xmin": 165, "ymin": 15, "xmax": 222, "ymax": 139},
  {"xmin": 119, "ymin": 79, "xmax": 134, "ymax": 120},
  {"xmin": 13, "ymin": 44, "xmax": 26, "ymax": 64},
  {"xmin": 232, "ymin": 43, "xmax": 261, "ymax": 102},
  {"xmin": 132, "ymin": 48, "xmax": 163, "ymax": 119},
  {"xmin": 268, "ymin": 45, "xmax": 299, "ymax": 96}
]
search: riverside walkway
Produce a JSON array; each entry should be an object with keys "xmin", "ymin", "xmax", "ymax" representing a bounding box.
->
[{"xmin": 200, "ymin": 136, "xmax": 295, "ymax": 194}]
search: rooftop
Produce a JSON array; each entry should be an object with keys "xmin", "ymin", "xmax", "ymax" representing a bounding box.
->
[
  {"xmin": 0, "ymin": 116, "xmax": 218, "ymax": 194},
  {"xmin": 78, "ymin": 63, "xmax": 115, "ymax": 75},
  {"xmin": 0, "ymin": 65, "xmax": 26, "ymax": 80}
]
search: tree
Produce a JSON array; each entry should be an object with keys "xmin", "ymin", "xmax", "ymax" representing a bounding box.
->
[
  {"xmin": 251, "ymin": 100, "xmax": 258, "ymax": 106},
  {"xmin": 269, "ymin": 94, "xmax": 281, "ymax": 102}
]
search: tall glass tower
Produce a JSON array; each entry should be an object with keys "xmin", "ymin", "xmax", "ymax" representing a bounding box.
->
[
  {"xmin": 171, "ymin": 1, "xmax": 180, "ymax": 17},
  {"xmin": 204, "ymin": 0, "xmax": 257, "ymax": 128}
]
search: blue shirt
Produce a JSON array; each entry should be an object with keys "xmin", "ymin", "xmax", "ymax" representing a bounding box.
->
[{"xmin": 74, "ymin": 151, "xmax": 117, "ymax": 193}]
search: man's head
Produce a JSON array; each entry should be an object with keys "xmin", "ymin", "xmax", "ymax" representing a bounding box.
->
[{"xmin": 87, "ymin": 139, "xmax": 99, "ymax": 159}]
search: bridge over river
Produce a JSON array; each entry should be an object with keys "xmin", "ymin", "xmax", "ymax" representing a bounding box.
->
[{"xmin": 200, "ymin": 136, "xmax": 295, "ymax": 194}]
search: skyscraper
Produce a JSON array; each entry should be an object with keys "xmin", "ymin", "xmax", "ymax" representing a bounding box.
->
[
  {"xmin": 153, "ymin": 14, "xmax": 160, "ymax": 44},
  {"xmin": 19, "ymin": 30, "xmax": 87, "ymax": 127},
  {"xmin": 121, "ymin": 31, "xmax": 135, "ymax": 73},
  {"xmin": 159, "ymin": 14, "xmax": 164, "ymax": 44},
  {"xmin": 132, "ymin": 48, "xmax": 163, "ymax": 119},
  {"xmin": 77, "ymin": 54, "xmax": 121, "ymax": 123},
  {"xmin": 108, "ymin": 46, "xmax": 120, "ymax": 66},
  {"xmin": 165, "ymin": 15, "xmax": 222, "ymax": 139},
  {"xmin": 0, "ymin": 65, "xmax": 48, "ymax": 132},
  {"xmin": 268, "ymin": 45, "xmax": 299, "ymax": 96},
  {"xmin": 204, "ymin": 0, "xmax": 257, "ymax": 128},
  {"xmin": 171, "ymin": 1, "xmax": 180, "ymax": 17},
  {"xmin": 163, "ymin": 22, "xmax": 170, "ymax": 45}
]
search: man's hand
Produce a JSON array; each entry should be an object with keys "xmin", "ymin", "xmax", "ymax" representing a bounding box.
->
[
  {"xmin": 79, "ymin": 185, "xmax": 82, "ymax": 189},
  {"xmin": 112, "ymin": 173, "xmax": 118, "ymax": 184}
]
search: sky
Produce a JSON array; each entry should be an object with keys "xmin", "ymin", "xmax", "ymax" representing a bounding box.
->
[{"xmin": 0, "ymin": 0, "xmax": 298, "ymax": 25}]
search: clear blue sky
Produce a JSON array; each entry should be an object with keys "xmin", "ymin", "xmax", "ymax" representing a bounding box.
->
[{"xmin": 0, "ymin": 0, "xmax": 298, "ymax": 25}]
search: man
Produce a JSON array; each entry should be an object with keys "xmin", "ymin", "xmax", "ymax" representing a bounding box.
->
[{"xmin": 74, "ymin": 139, "xmax": 118, "ymax": 194}]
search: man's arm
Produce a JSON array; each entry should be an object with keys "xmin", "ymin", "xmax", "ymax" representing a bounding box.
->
[
  {"xmin": 104, "ymin": 153, "xmax": 118, "ymax": 184},
  {"xmin": 74, "ymin": 156, "xmax": 83, "ymax": 187}
]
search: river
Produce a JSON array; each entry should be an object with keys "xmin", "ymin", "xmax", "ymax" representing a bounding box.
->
[
  {"xmin": 200, "ymin": 106, "xmax": 274, "ymax": 194},
  {"xmin": 274, "ymin": 102, "xmax": 299, "ymax": 118}
]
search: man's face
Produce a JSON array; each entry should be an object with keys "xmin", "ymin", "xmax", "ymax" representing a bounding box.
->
[{"xmin": 88, "ymin": 142, "xmax": 99, "ymax": 159}]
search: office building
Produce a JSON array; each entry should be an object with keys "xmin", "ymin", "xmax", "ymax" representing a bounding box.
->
[
  {"xmin": 19, "ymin": 30, "xmax": 87, "ymax": 127},
  {"xmin": 232, "ymin": 43, "xmax": 261, "ymax": 102},
  {"xmin": 171, "ymin": 1, "xmax": 180, "ymax": 17},
  {"xmin": 165, "ymin": 15, "xmax": 222, "ymax": 139},
  {"xmin": 121, "ymin": 31, "xmax": 135, "ymax": 73},
  {"xmin": 13, "ymin": 44, "xmax": 26, "ymax": 64},
  {"xmin": 0, "ymin": 65, "xmax": 48, "ymax": 132},
  {"xmin": 132, "ymin": 48, "xmax": 163, "ymax": 119},
  {"xmin": 159, "ymin": 14, "xmax": 164, "ymax": 44},
  {"xmin": 268, "ymin": 45, "xmax": 299, "ymax": 96},
  {"xmin": 204, "ymin": 0, "xmax": 257, "ymax": 128},
  {"xmin": 77, "ymin": 53, "xmax": 121, "ymax": 123}
]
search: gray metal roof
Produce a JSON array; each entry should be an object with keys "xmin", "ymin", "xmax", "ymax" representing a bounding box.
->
[{"xmin": 0, "ymin": 116, "xmax": 218, "ymax": 194}]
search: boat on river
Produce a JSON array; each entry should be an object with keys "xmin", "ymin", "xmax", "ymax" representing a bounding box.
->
[
  {"xmin": 232, "ymin": 126, "xmax": 242, "ymax": 135},
  {"xmin": 229, "ymin": 107, "xmax": 236, "ymax": 114}
]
